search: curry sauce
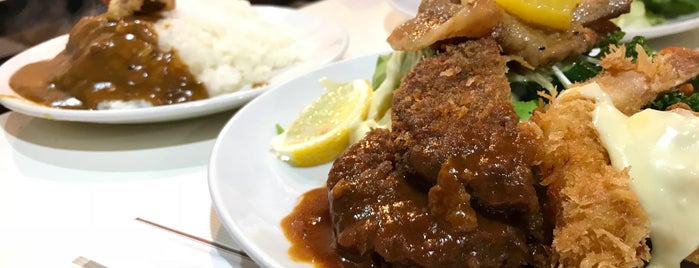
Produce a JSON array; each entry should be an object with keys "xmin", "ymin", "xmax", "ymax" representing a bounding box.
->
[
  {"xmin": 9, "ymin": 14, "xmax": 207, "ymax": 110},
  {"xmin": 281, "ymin": 187, "xmax": 372, "ymax": 268}
]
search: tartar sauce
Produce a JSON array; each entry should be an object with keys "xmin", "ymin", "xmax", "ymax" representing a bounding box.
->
[{"xmin": 575, "ymin": 83, "xmax": 699, "ymax": 268}]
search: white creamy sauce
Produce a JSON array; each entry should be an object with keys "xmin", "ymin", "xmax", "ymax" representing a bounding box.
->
[{"xmin": 574, "ymin": 83, "xmax": 699, "ymax": 268}]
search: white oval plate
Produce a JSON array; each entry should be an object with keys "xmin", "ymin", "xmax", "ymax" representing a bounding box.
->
[
  {"xmin": 386, "ymin": 0, "xmax": 420, "ymax": 19},
  {"xmin": 0, "ymin": 6, "xmax": 348, "ymax": 124},
  {"xmin": 385, "ymin": 0, "xmax": 699, "ymax": 42},
  {"xmin": 623, "ymin": 11, "xmax": 699, "ymax": 41},
  {"xmin": 208, "ymin": 53, "xmax": 379, "ymax": 268}
]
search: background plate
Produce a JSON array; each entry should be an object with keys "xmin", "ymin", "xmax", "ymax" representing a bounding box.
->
[{"xmin": 0, "ymin": 6, "xmax": 348, "ymax": 124}]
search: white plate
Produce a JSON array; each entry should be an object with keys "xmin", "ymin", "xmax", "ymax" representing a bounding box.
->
[
  {"xmin": 0, "ymin": 6, "xmax": 348, "ymax": 124},
  {"xmin": 385, "ymin": 0, "xmax": 699, "ymax": 42},
  {"xmin": 386, "ymin": 0, "xmax": 420, "ymax": 19},
  {"xmin": 208, "ymin": 53, "xmax": 379, "ymax": 268},
  {"xmin": 623, "ymin": 11, "xmax": 699, "ymax": 41}
]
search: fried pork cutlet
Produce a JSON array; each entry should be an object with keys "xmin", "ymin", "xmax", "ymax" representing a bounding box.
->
[
  {"xmin": 327, "ymin": 38, "xmax": 548, "ymax": 267},
  {"xmin": 533, "ymin": 45, "xmax": 699, "ymax": 267},
  {"xmin": 392, "ymin": 39, "xmax": 514, "ymax": 183}
]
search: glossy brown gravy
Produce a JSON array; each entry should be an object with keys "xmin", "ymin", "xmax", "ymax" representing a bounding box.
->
[
  {"xmin": 9, "ymin": 14, "xmax": 207, "ymax": 110},
  {"xmin": 281, "ymin": 187, "xmax": 374, "ymax": 268}
]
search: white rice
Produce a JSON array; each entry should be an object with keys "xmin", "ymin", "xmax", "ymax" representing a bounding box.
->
[{"xmin": 153, "ymin": 0, "xmax": 301, "ymax": 97}]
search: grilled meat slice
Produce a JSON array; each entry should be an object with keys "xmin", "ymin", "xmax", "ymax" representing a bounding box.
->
[
  {"xmin": 387, "ymin": 0, "xmax": 629, "ymax": 68},
  {"xmin": 574, "ymin": 0, "xmax": 632, "ymax": 25}
]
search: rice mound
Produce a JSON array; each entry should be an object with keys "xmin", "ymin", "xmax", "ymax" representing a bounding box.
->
[{"xmin": 153, "ymin": 0, "xmax": 301, "ymax": 97}]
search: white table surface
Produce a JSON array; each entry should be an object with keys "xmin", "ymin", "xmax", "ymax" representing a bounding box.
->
[{"xmin": 0, "ymin": 1, "xmax": 698, "ymax": 267}]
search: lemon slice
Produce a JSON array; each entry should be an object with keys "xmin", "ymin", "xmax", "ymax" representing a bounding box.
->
[
  {"xmin": 495, "ymin": 0, "xmax": 582, "ymax": 30},
  {"xmin": 271, "ymin": 78, "xmax": 373, "ymax": 167}
]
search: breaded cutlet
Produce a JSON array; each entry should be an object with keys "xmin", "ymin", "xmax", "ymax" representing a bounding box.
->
[
  {"xmin": 392, "ymin": 38, "xmax": 514, "ymax": 182},
  {"xmin": 326, "ymin": 38, "xmax": 549, "ymax": 267}
]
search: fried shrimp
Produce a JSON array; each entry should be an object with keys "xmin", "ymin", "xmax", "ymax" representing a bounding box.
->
[
  {"xmin": 575, "ymin": 45, "xmax": 699, "ymax": 115},
  {"xmin": 532, "ymin": 90, "xmax": 651, "ymax": 268},
  {"xmin": 533, "ymin": 44, "xmax": 699, "ymax": 267}
]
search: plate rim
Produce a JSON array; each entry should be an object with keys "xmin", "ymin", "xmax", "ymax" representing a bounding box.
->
[
  {"xmin": 0, "ymin": 5, "xmax": 349, "ymax": 124},
  {"xmin": 622, "ymin": 11, "xmax": 699, "ymax": 41}
]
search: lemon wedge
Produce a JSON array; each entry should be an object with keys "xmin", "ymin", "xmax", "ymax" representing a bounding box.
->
[
  {"xmin": 495, "ymin": 0, "xmax": 582, "ymax": 30},
  {"xmin": 271, "ymin": 78, "xmax": 373, "ymax": 167}
]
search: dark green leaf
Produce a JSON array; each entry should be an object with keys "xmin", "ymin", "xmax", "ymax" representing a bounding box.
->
[
  {"xmin": 560, "ymin": 60, "xmax": 603, "ymax": 83},
  {"xmin": 594, "ymin": 31, "xmax": 626, "ymax": 58},
  {"xmin": 625, "ymin": 36, "xmax": 656, "ymax": 60},
  {"xmin": 642, "ymin": 0, "xmax": 699, "ymax": 18},
  {"xmin": 649, "ymin": 79, "xmax": 699, "ymax": 112}
]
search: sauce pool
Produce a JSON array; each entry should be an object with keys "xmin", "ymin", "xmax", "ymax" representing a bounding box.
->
[{"xmin": 281, "ymin": 187, "xmax": 373, "ymax": 268}]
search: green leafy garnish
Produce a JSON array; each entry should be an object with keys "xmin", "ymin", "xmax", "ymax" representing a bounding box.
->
[
  {"xmin": 367, "ymin": 49, "xmax": 434, "ymax": 122},
  {"xmin": 642, "ymin": 0, "xmax": 699, "ymax": 19},
  {"xmin": 507, "ymin": 31, "xmax": 656, "ymax": 107},
  {"xmin": 624, "ymin": 36, "xmax": 656, "ymax": 60},
  {"xmin": 594, "ymin": 31, "xmax": 626, "ymax": 58},
  {"xmin": 275, "ymin": 123, "xmax": 284, "ymax": 135},
  {"xmin": 649, "ymin": 77, "xmax": 699, "ymax": 112},
  {"xmin": 371, "ymin": 54, "xmax": 391, "ymax": 90},
  {"xmin": 513, "ymin": 100, "xmax": 539, "ymax": 121}
]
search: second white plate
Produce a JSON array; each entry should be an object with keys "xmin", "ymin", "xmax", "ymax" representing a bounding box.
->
[
  {"xmin": 208, "ymin": 53, "xmax": 380, "ymax": 268},
  {"xmin": 0, "ymin": 6, "xmax": 348, "ymax": 124},
  {"xmin": 623, "ymin": 11, "xmax": 699, "ymax": 41}
]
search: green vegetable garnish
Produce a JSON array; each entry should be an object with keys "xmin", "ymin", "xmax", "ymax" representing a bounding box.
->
[
  {"xmin": 642, "ymin": 0, "xmax": 699, "ymax": 19},
  {"xmin": 275, "ymin": 123, "xmax": 284, "ymax": 135},
  {"xmin": 367, "ymin": 49, "xmax": 434, "ymax": 122},
  {"xmin": 624, "ymin": 36, "xmax": 656, "ymax": 61},
  {"xmin": 591, "ymin": 31, "xmax": 654, "ymax": 61},
  {"xmin": 613, "ymin": 1, "xmax": 666, "ymax": 29},
  {"xmin": 513, "ymin": 100, "xmax": 539, "ymax": 121},
  {"xmin": 371, "ymin": 54, "xmax": 391, "ymax": 90},
  {"xmin": 594, "ymin": 31, "xmax": 626, "ymax": 58},
  {"xmin": 507, "ymin": 31, "xmax": 656, "ymax": 109},
  {"xmin": 648, "ymin": 77, "xmax": 699, "ymax": 112}
]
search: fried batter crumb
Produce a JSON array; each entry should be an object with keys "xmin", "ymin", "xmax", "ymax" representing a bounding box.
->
[{"xmin": 531, "ymin": 90, "xmax": 650, "ymax": 268}]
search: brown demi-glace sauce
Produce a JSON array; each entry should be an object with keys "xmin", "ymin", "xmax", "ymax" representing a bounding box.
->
[
  {"xmin": 9, "ymin": 14, "xmax": 207, "ymax": 110},
  {"xmin": 281, "ymin": 187, "xmax": 375, "ymax": 268}
]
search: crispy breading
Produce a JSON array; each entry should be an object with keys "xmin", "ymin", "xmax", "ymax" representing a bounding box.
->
[
  {"xmin": 392, "ymin": 38, "xmax": 514, "ymax": 182},
  {"xmin": 531, "ymin": 90, "xmax": 651, "ymax": 268}
]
